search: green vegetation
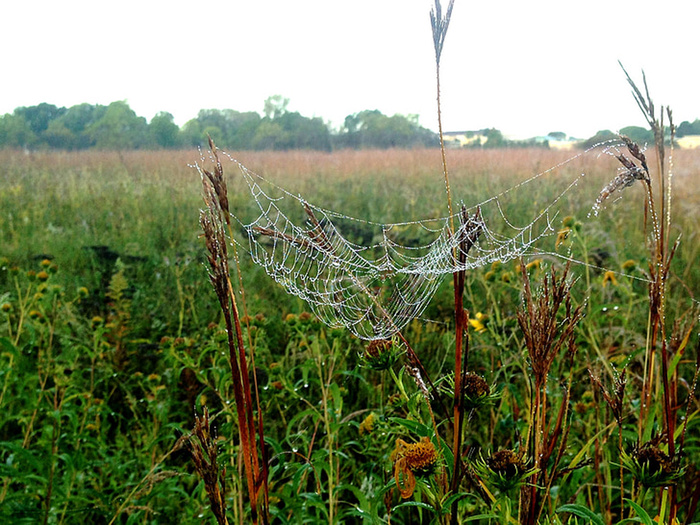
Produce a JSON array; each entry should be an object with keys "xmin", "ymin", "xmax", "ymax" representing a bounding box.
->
[
  {"xmin": 0, "ymin": 98, "xmax": 437, "ymax": 152},
  {"xmin": 0, "ymin": 142, "xmax": 698, "ymax": 523}
]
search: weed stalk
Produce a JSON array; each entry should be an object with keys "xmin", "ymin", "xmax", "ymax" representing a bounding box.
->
[{"xmin": 198, "ymin": 139, "xmax": 269, "ymax": 524}]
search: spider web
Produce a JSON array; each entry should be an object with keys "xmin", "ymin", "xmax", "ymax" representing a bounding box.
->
[
  {"xmin": 195, "ymin": 140, "xmax": 652, "ymax": 340},
  {"xmin": 199, "ymin": 144, "xmax": 631, "ymax": 341}
]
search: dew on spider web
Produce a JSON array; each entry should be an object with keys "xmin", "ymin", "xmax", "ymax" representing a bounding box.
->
[{"xmin": 196, "ymin": 144, "xmax": 650, "ymax": 340}]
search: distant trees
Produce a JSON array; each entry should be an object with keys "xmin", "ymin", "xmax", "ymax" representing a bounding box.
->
[
  {"xmin": 676, "ymin": 119, "xmax": 700, "ymax": 137},
  {"xmin": 149, "ymin": 112, "xmax": 181, "ymax": 148},
  {"xmin": 337, "ymin": 110, "xmax": 438, "ymax": 149},
  {"xmin": 0, "ymin": 113, "xmax": 35, "ymax": 148},
  {"xmin": 580, "ymin": 130, "xmax": 618, "ymax": 150},
  {"xmin": 2, "ymin": 98, "xmax": 696, "ymax": 152},
  {"xmin": 88, "ymin": 101, "xmax": 149, "ymax": 149},
  {"xmin": 182, "ymin": 109, "xmax": 262, "ymax": 149},
  {"xmin": 483, "ymin": 128, "xmax": 506, "ymax": 148},
  {"xmin": 48, "ymin": 103, "xmax": 108, "ymax": 149},
  {"xmin": 0, "ymin": 98, "xmax": 437, "ymax": 151},
  {"xmin": 619, "ymin": 126, "xmax": 653, "ymax": 145},
  {"xmin": 547, "ymin": 131, "xmax": 566, "ymax": 140}
]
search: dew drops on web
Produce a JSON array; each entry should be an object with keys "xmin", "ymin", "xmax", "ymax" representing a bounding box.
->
[{"xmin": 194, "ymin": 143, "xmax": 650, "ymax": 340}]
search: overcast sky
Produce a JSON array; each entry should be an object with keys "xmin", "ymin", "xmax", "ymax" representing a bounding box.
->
[{"xmin": 2, "ymin": 0, "xmax": 698, "ymax": 139}]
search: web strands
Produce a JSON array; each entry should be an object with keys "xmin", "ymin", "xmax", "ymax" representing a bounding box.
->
[{"xmin": 236, "ymin": 162, "xmax": 561, "ymax": 340}]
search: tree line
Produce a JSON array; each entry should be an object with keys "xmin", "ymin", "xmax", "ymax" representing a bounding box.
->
[
  {"xmin": 0, "ymin": 97, "xmax": 438, "ymax": 151},
  {"xmin": 2, "ymin": 97, "xmax": 698, "ymax": 151}
]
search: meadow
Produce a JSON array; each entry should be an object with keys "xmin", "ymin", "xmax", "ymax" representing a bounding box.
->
[{"xmin": 1, "ymin": 145, "xmax": 699, "ymax": 524}]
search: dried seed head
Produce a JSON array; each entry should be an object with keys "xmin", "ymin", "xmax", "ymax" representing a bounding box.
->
[
  {"xmin": 463, "ymin": 372, "xmax": 489, "ymax": 398},
  {"xmin": 488, "ymin": 450, "xmax": 525, "ymax": 479},
  {"xmin": 392, "ymin": 437, "xmax": 439, "ymax": 474},
  {"xmin": 391, "ymin": 436, "xmax": 439, "ymax": 499}
]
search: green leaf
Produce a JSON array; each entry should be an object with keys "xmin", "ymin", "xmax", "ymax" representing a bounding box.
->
[
  {"xmin": 564, "ymin": 421, "xmax": 615, "ymax": 472},
  {"xmin": 392, "ymin": 500, "xmax": 435, "ymax": 512},
  {"xmin": 624, "ymin": 499, "xmax": 653, "ymax": 525},
  {"xmin": 441, "ymin": 491, "xmax": 471, "ymax": 509},
  {"xmin": 556, "ymin": 504, "xmax": 605, "ymax": 525},
  {"xmin": 462, "ymin": 514, "xmax": 501, "ymax": 522},
  {"xmin": 0, "ymin": 336, "xmax": 17, "ymax": 353},
  {"xmin": 388, "ymin": 417, "xmax": 432, "ymax": 437}
]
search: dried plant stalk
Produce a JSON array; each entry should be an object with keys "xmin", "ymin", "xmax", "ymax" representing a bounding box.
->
[
  {"xmin": 190, "ymin": 408, "xmax": 229, "ymax": 525},
  {"xmin": 198, "ymin": 139, "xmax": 268, "ymax": 524}
]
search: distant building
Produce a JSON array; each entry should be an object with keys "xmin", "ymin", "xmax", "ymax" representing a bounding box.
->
[
  {"xmin": 545, "ymin": 134, "xmax": 578, "ymax": 150},
  {"xmin": 443, "ymin": 130, "xmax": 581, "ymax": 149},
  {"xmin": 677, "ymin": 135, "xmax": 700, "ymax": 149},
  {"xmin": 442, "ymin": 130, "xmax": 488, "ymax": 148}
]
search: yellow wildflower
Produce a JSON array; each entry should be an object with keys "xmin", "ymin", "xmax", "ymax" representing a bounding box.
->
[
  {"xmin": 359, "ymin": 413, "xmax": 376, "ymax": 436},
  {"xmin": 622, "ymin": 259, "xmax": 637, "ymax": 272},
  {"xmin": 469, "ymin": 312, "xmax": 487, "ymax": 333},
  {"xmin": 602, "ymin": 271, "xmax": 618, "ymax": 287},
  {"xmin": 525, "ymin": 259, "xmax": 542, "ymax": 271},
  {"xmin": 556, "ymin": 228, "xmax": 571, "ymax": 249}
]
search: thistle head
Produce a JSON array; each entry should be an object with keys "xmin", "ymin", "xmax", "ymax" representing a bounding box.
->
[
  {"xmin": 360, "ymin": 338, "xmax": 402, "ymax": 371},
  {"xmin": 474, "ymin": 449, "xmax": 537, "ymax": 493},
  {"xmin": 621, "ymin": 442, "xmax": 683, "ymax": 488}
]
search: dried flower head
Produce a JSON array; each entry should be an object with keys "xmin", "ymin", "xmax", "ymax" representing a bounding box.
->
[
  {"xmin": 391, "ymin": 437, "xmax": 439, "ymax": 498},
  {"xmin": 593, "ymin": 138, "xmax": 650, "ymax": 215},
  {"xmin": 463, "ymin": 373, "xmax": 489, "ymax": 397},
  {"xmin": 441, "ymin": 372, "xmax": 499, "ymax": 410},
  {"xmin": 189, "ymin": 407, "xmax": 228, "ymax": 525}
]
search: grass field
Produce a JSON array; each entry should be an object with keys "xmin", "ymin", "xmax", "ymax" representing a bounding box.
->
[{"xmin": 1, "ymin": 146, "xmax": 699, "ymax": 524}]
